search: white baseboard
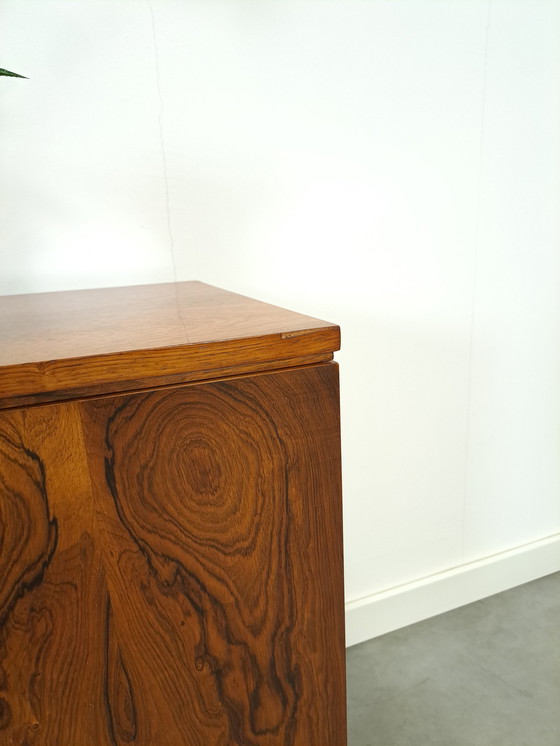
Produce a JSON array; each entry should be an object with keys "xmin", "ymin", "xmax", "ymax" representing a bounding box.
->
[{"xmin": 345, "ymin": 533, "xmax": 560, "ymax": 648}]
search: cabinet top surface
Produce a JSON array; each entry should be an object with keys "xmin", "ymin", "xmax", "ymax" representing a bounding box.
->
[{"xmin": 0, "ymin": 282, "xmax": 339, "ymax": 406}]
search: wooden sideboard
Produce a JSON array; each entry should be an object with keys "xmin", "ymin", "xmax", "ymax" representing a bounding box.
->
[{"xmin": 0, "ymin": 282, "xmax": 346, "ymax": 746}]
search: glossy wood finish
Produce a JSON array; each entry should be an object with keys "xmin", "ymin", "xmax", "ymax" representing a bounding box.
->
[
  {"xmin": 0, "ymin": 364, "xmax": 345, "ymax": 746},
  {"xmin": 0, "ymin": 282, "xmax": 340, "ymax": 409}
]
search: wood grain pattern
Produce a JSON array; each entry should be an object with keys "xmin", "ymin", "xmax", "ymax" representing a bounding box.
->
[
  {"xmin": 0, "ymin": 282, "xmax": 340, "ymax": 408},
  {"xmin": 0, "ymin": 364, "xmax": 346, "ymax": 746}
]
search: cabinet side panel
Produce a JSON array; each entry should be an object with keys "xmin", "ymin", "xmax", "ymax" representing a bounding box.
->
[{"xmin": 81, "ymin": 363, "xmax": 346, "ymax": 746}]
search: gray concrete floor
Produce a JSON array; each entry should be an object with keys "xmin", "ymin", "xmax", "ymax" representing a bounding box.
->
[{"xmin": 347, "ymin": 571, "xmax": 560, "ymax": 746}]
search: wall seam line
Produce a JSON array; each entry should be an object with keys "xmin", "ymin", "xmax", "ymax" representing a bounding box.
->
[
  {"xmin": 147, "ymin": 0, "xmax": 179, "ymax": 286},
  {"xmin": 462, "ymin": 0, "xmax": 492, "ymax": 563}
]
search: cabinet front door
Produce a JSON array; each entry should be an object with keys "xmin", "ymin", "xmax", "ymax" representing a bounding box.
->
[{"xmin": 0, "ymin": 364, "xmax": 345, "ymax": 746}]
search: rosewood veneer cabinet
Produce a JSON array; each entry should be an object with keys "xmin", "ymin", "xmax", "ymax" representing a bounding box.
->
[{"xmin": 0, "ymin": 282, "xmax": 346, "ymax": 746}]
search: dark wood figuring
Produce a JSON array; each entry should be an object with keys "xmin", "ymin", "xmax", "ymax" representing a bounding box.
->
[
  {"xmin": 0, "ymin": 365, "xmax": 345, "ymax": 746},
  {"xmin": 0, "ymin": 282, "xmax": 339, "ymax": 409}
]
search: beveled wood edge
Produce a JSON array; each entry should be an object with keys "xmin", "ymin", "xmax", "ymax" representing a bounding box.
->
[
  {"xmin": 0, "ymin": 355, "xmax": 338, "ymax": 412},
  {"xmin": 0, "ymin": 326, "xmax": 340, "ymax": 410}
]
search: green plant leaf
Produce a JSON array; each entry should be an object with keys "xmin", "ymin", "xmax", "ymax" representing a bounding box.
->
[{"xmin": 0, "ymin": 68, "xmax": 27, "ymax": 78}]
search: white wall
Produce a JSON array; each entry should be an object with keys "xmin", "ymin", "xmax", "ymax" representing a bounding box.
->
[{"xmin": 2, "ymin": 0, "xmax": 560, "ymax": 644}]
